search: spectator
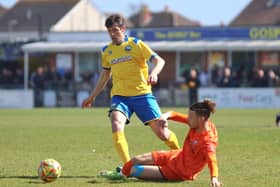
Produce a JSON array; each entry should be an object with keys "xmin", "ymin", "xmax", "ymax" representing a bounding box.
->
[
  {"xmin": 13, "ymin": 68, "xmax": 24, "ymax": 88},
  {"xmin": 210, "ymin": 64, "xmax": 220, "ymax": 86},
  {"xmin": 0, "ymin": 68, "xmax": 13, "ymax": 88},
  {"xmin": 217, "ymin": 67, "xmax": 235, "ymax": 87},
  {"xmin": 276, "ymin": 113, "xmax": 280, "ymax": 127},
  {"xmin": 81, "ymin": 71, "xmax": 92, "ymax": 83},
  {"xmin": 31, "ymin": 66, "xmax": 46, "ymax": 107},
  {"xmin": 246, "ymin": 66, "xmax": 258, "ymax": 87},
  {"xmin": 252, "ymin": 69, "xmax": 268, "ymax": 87},
  {"xmin": 45, "ymin": 66, "xmax": 60, "ymax": 89},
  {"xmin": 267, "ymin": 69, "xmax": 279, "ymax": 87},
  {"xmin": 64, "ymin": 69, "xmax": 74, "ymax": 90},
  {"xmin": 199, "ymin": 69, "xmax": 210, "ymax": 87},
  {"xmin": 186, "ymin": 68, "xmax": 200, "ymax": 105}
]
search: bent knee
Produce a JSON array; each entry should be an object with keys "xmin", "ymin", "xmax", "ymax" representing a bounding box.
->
[
  {"xmin": 131, "ymin": 153, "xmax": 151, "ymax": 163},
  {"xmin": 132, "ymin": 154, "xmax": 145, "ymax": 163}
]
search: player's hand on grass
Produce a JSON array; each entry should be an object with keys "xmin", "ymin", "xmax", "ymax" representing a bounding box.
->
[{"xmin": 210, "ymin": 177, "xmax": 223, "ymax": 187}]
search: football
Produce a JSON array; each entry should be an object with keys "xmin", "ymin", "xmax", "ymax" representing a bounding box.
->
[{"xmin": 38, "ymin": 158, "xmax": 62, "ymax": 182}]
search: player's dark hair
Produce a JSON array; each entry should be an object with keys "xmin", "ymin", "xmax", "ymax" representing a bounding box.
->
[
  {"xmin": 105, "ymin": 14, "xmax": 125, "ymax": 28},
  {"xmin": 190, "ymin": 99, "xmax": 216, "ymax": 118}
]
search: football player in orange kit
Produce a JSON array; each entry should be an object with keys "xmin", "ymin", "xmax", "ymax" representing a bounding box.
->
[{"xmin": 102, "ymin": 99, "xmax": 223, "ymax": 187}]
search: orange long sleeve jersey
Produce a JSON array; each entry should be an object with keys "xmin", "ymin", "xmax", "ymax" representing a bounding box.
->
[{"xmin": 163, "ymin": 111, "xmax": 219, "ymax": 180}]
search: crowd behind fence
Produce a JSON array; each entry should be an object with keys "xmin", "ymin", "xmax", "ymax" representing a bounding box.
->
[{"xmin": 0, "ymin": 64, "xmax": 280, "ymax": 107}]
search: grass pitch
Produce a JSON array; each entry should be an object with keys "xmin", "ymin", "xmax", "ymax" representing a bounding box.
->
[{"xmin": 0, "ymin": 108, "xmax": 279, "ymax": 187}]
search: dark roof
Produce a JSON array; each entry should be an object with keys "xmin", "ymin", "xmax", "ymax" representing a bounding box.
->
[
  {"xmin": 0, "ymin": 0, "xmax": 79, "ymax": 32},
  {"xmin": 0, "ymin": 4, "xmax": 8, "ymax": 17},
  {"xmin": 230, "ymin": 0, "xmax": 280, "ymax": 26},
  {"xmin": 129, "ymin": 6, "xmax": 200, "ymax": 28}
]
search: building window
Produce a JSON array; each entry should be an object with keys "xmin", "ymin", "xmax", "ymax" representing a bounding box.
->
[
  {"xmin": 259, "ymin": 51, "xmax": 279, "ymax": 68},
  {"xmin": 208, "ymin": 52, "xmax": 226, "ymax": 68},
  {"xmin": 232, "ymin": 52, "xmax": 255, "ymax": 72},
  {"xmin": 78, "ymin": 53, "xmax": 100, "ymax": 83},
  {"xmin": 179, "ymin": 52, "xmax": 203, "ymax": 78},
  {"xmin": 232, "ymin": 51, "xmax": 255, "ymax": 86}
]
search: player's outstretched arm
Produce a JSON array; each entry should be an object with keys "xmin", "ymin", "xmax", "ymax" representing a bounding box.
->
[
  {"xmin": 164, "ymin": 111, "xmax": 188, "ymax": 124},
  {"xmin": 82, "ymin": 69, "xmax": 111, "ymax": 108},
  {"xmin": 157, "ymin": 111, "xmax": 188, "ymax": 127},
  {"xmin": 206, "ymin": 147, "xmax": 222, "ymax": 187}
]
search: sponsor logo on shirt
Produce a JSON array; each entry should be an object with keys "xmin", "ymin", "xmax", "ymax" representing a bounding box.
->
[
  {"xmin": 111, "ymin": 56, "xmax": 132, "ymax": 64},
  {"xmin": 190, "ymin": 140, "xmax": 199, "ymax": 152}
]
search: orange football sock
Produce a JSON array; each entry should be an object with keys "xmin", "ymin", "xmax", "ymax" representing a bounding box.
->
[{"xmin": 121, "ymin": 160, "xmax": 134, "ymax": 176}]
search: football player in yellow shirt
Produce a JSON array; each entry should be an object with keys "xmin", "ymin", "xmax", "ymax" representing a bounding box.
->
[{"xmin": 82, "ymin": 14, "xmax": 179, "ymax": 163}]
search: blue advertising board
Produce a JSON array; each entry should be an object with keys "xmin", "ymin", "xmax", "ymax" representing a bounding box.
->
[{"xmin": 129, "ymin": 26, "xmax": 280, "ymax": 41}]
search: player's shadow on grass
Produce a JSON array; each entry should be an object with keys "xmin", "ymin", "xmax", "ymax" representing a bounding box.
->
[
  {"xmin": 0, "ymin": 176, "xmax": 43, "ymax": 184},
  {"xmin": 0, "ymin": 175, "xmax": 97, "ymax": 184},
  {"xmin": 0, "ymin": 175, "xmax": 186, "ymax": 185},
  {"xmin": 88, "ymin": 177, "xmax": 186, "ymax": 185},
  {"xmin": 88, "ymin": 177, "xmax": 140, "ymax": 184},
  {"xmin": 0, "ymin": 175, "xmax": 96, "ymax": 179},
  {"xmin": 0, "ymin": 176, "xmax": 38, "ymax": 179}
]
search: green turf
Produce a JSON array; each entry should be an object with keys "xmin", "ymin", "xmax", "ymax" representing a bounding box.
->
[{"xmin": 0, "ymin": 108, "xmax": 279, "ymax": 187}]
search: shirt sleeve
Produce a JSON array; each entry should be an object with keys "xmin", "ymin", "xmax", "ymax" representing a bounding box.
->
[
  {"xmin": 205, "ymin": 144, "xmax": 219, "ymax": 178},
  {"xmin": 137, "ymin": 40, "xmax": 157, "ymax": 61},
  {"xmin": 167, "ymin": 111, "xmax": 189, "ymax": 124}
]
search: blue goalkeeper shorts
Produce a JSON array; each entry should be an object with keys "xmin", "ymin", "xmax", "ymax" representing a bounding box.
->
[{"xmin": 109, "ymin": 93, "xmax": 161, "ymax": 125}]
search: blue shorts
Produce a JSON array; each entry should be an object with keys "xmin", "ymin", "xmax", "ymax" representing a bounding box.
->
[{"xmin": 109, "ymin": 94, "xmax": 161, "ymax": 125}]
